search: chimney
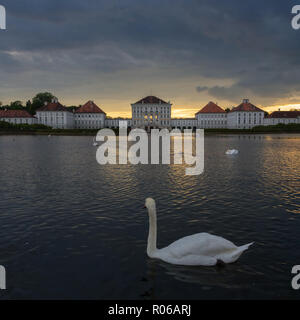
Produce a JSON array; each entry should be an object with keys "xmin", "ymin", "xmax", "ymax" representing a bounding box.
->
[{"xmin": 243, "ymin": 99, "xmax": 249, "ymax": 104}]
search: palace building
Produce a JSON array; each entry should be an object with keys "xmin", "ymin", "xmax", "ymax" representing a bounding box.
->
[
  {"xmin": 74, "ymin": 100, "xmax": 106, "ymax": 129},
  {"xmin": 264, "ymin": 111, "xmax": 300, "ymax": 126},
  {"xmin": 0, "ymin": 109, "xmax": 36, "ymax": 125},
  {"xmin": 131, "ymin": 96, "xmax": 172, "ymax": 130},
  {"xmin": 171, "ymin": 118, "xmax": 197, "ymax": 130},
  {"xmin": 195, "ymin": 101, "xmax": 227, "ymax": 129},
  {"xmin": 36, "ymin": 98, "xmax": 74, "ymax": 129},
  {"xmin": 227, "ymin": 99, "xmax": 265, "ymax": 129},
  {"xmin": 3, "ymin": 95, "xmax": 298, "ymax": 130}
]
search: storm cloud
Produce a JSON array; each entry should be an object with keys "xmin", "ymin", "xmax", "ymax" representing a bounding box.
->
[{"xmin": 0, "ymin": 0, "xmax": 299, "ymax": 109}]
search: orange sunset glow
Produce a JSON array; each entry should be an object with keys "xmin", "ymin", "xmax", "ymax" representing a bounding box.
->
[{"xmin": 105, "ymin": 103, "xmax": 300, "ymax": 118}]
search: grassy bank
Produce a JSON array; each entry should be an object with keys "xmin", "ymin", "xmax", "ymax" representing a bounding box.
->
[
  {"xmin": 252, "ymin": 123, "xmax": 300, "ymax": 133},
  {"xmin": 0, "ymin": 121, "xmax": 299, "ymax": 135},
  {"xmin": 0, "ymin": 121, "xmax": 119, "ymax": 136},
  {"xmin": 204, "ymin": 124, "xmax": 300, "ymax": 134},
  {"xmin": 0, "ymin": 130, "xmax": 98, "ymax": 136}
]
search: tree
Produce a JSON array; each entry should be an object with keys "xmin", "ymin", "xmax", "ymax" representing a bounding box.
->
[
  {"xmin": 25, "ymin": 100, "xmax": 33, "ymax": 113},
  {"xmin": 10, "ymin": 100, "xmax": 23, "ymax": 109},
  {"xmin": 31, "ymin": 92, "xmax": 55, "ymax": 114},
  {"xmin": 225, "ymin": 108, "xmax": 231, "ymax": 113}
]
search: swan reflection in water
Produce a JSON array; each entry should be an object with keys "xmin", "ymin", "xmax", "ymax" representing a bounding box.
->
[
  {"xmin": 147, "ymin": 258, "xmax": 239, "ymax": 288},
  {"xmin": 140, "ymin": 254, "xmax": 262, "ymax": 299}
]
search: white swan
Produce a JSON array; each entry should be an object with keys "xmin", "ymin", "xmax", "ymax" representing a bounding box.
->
[
  {"xmin": 144, "ymin": 198, "xmax": 253, "ymax": 266},
  {"xmin": 226, "ymin": 149, "xmax": 238, "ymax": 155},
  {"xmin": 92, "ymin": 137, "xmax": 99, "ymax": 147}
]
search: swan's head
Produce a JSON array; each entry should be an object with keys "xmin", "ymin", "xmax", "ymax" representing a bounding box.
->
[{"xmin": 144, "ymin": 198, "xmax": 156, "ymax": 211}]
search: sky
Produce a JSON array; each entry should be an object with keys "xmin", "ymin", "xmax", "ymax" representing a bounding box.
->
[{"xmin": 1, "ymin": 0, "xmax": 300, "ymax": 117}]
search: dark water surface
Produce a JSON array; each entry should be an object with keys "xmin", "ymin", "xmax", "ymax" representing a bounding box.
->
[{"xmin": 0, "ymin": 134, "xmax": 299, "ymax": 300}]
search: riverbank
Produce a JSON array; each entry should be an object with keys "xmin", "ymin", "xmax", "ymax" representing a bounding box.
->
[
  {"xmin": 1, "ymin": 130, "xmax": 300, "ymax": 136},
  {"xmin": 0, "ymin": 130, "xmax": 99, "ymax": 136},
  {"xmin": 0, "ymin": 122, "xmax": 299, "ymax": 136}
]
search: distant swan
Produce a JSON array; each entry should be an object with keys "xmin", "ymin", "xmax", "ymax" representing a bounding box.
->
[
  {"xmin": 226, "ymin": 149, "xmax": 238, "ymax": 155},
  {"xmin": 92, "ymin": 137, "xmax": 99, "ymax": 147},
  {"xmin": 144, "ymin": 198, "xmax": 253, "ymax": 266}
]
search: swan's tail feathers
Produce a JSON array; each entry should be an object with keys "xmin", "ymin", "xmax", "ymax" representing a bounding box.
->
[
  {"xmin": 231, "ymin": 242, "xmax": 254, "ymax": 260},
  {"xmin": 238, "ymin": 242, "xmax": 254, "ymax": 252},
  {"xmin": 217, "ymin": 242, "xmax": 254, "ymax": 264}
]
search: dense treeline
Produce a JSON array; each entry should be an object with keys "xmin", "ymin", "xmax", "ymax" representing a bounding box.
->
[
  {"xmin": 0, "ymin": 92, "xmax": 55, "ymax": 115},
  {"xmin": 0, "ymin": 92, "xmax": 76, "ymax": 115},
  {"xmin": 252, "ymin": 123, "xmax": 300, "ymax": 132}
]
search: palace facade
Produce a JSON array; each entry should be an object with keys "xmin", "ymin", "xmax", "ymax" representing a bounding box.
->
[
  {"xmin": 0, "ymin": 109, "xmax": 36, "ymax": 125},
  {"xmin": 131, "ymin": 96, "xmax": 172, "ymax": 129},
  {"xmin": 1, "ymin": 96, "xmax": 299, "ymax": 129}
]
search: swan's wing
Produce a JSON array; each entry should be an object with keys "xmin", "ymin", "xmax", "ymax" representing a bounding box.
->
[{"xmin": 165, "ymin": 233, "xmax": 237, "ymax": 258}]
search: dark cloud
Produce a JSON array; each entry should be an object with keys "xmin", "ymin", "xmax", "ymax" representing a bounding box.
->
[
  {"xmin": 196, "ymin": 86, "xmax": 208, "ymax": 92},
  {"xmin": 0, "ymin": 0, "xmax": 299, "ymax": 105}
]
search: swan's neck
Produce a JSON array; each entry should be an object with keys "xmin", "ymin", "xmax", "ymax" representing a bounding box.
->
[{"xmin": 147, "ymin": 207, "xmax": 157, "ymax": 257}]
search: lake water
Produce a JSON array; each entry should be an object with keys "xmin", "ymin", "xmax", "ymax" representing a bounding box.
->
[{"xmin": 0, "ymin": 134, "xmax": 299, "ymax": 300}]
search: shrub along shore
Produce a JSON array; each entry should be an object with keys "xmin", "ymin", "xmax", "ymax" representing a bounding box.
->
[{"xmin": 0, "ymin": 121, "xmax": 299, "ymax": 136}]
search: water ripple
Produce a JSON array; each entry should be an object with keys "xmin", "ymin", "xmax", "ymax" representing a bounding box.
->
[{"xmin": 0, "ymin": 134, "xmax": 299, "ymax": 299}]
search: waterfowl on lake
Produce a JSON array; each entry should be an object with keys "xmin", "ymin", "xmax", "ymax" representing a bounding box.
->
[
  {"xmin": 92, "ymin": 137, "xmax": 99, "ymax": 146},
  {"xmin": 226, "ymin": 149, "xmax": 239, "ymax": 155},
  {"xmin": 144, "ymin": 198, "xmax": 253, "ymax": 266}
]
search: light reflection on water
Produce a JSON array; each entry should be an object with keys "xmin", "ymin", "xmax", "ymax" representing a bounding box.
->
[{"xmin": 0, "ymin": 134, "xmax": 299, "ymax": 299}]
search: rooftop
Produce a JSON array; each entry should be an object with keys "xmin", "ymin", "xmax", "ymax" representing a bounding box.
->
[
  {"xmin": 196, "ymin": 102, "xmax": 225, "ymax": 114},
  {"xmin": 230, "ymin": 99, "xmax": 264, "ymax": 112},
  {"xmin": 267, "ymin": 111, "xmax": 300, "ymax": 118},
  {"xmin": 37, "ymin": 99, "xmax": 71, "ymax": 112},
  {"xmin": 75, "ymin": 100, "xmax": 106, "ymax": 114},
  {"xmin": 0, "ymin": 109, "xmax": 35, "ymax": 118},
  {"xmin": 133, "ymin": 96, "xmax": 169, "ymax": 105}
]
